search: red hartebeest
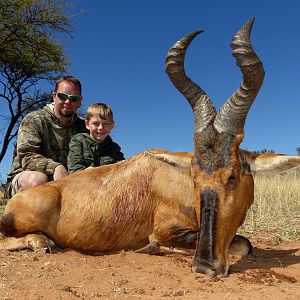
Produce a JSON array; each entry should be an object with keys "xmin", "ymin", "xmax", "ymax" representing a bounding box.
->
[{"xmin": 1, "ymin": 18, "xmax": 300, "ymax": 277}]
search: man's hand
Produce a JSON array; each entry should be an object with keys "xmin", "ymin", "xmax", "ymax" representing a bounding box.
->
[{"xmin": 53, "ymin": 164, "xmax": 68, "ymax": 180}]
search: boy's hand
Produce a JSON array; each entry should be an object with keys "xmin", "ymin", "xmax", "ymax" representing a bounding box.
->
[{"xmin": 53, "ymin": 164, "xmax": 68, "ymax": 180}]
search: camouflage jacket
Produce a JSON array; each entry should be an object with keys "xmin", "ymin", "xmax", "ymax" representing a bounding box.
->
[
  {"xmin": 67, "ymin": 133, "xmax": 125, "ymax": 174},
  {"xmin": 7, "ymin": 104, "xmax": 87, "ymax": 182}
]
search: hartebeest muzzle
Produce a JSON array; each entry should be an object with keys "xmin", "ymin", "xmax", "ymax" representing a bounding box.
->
[{"xmin": 165, "ymin": 17, "xmax": 264, "ymax": 276}]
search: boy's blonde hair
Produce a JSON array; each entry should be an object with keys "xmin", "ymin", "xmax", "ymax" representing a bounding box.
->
[{"xmin": 86, "ymin": 103, "xmax": 114, "ymax": 121}]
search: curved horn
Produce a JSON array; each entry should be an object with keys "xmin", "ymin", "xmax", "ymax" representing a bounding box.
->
[
  {"xmin": 214, "ymin": 17, "xmax": 265, "ymax": 134},
  {"xmin": 166, "ymin": 30, "xmax": 217, "ymax": 133}
]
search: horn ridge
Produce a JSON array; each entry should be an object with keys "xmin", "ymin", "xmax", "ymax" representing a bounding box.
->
[
  {"xmin": 166, "ymin": 30, "xmax": 217, "ymax": 133},
  {"xmin": 214, "ymin": 17, "xmax": 265, "ymax": 134}
]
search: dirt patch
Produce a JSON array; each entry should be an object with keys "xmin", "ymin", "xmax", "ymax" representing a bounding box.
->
[{"xmin": 0, "ymin": 239, "xmax": 299, "ymax": 299}]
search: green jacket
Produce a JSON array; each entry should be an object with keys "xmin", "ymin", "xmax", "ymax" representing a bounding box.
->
[
  {"xmin": 7, "ymin": 104, "xmax": 87, "ymax": 182},
  {"xmin": 67, "ymin": 133, "xmax": 125, "ymax": 174}
]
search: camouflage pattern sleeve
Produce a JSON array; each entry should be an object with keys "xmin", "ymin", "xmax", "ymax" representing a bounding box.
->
[{"xmin": 16, "ymin": 114, "xmax": 61, "ymax": 175}]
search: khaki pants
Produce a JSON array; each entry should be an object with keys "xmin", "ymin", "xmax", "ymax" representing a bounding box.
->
[{"xmin": 8, "ymin": 172, "xmax": 23, "ymax": 198}]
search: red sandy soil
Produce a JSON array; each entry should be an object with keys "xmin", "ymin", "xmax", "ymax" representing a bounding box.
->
[{"xmin": 0, "ymin": 238, "xmax": 299, "ymax": 299}]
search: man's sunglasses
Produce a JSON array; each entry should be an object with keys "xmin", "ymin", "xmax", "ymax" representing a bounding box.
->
[{"xmin": 55, "ymin": 92, "xmax": 82, "ymax": 102}]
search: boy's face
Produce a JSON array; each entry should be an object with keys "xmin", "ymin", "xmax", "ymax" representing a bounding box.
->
[{"xmin": 85, "ymin": 116, "xmax": 114, "ymax": 143}]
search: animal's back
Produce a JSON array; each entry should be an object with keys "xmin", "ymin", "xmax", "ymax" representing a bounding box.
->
[
  {"xmin": 1, "ymin": 151, "xmax": 196, "ymax": 252},
  {"xmin": 49, "ymin": 154, "xmax": 156, "ymax": 251},
  {"xmin": 54, "ymin": 152, "xmax": 195, "ymax": 251}
]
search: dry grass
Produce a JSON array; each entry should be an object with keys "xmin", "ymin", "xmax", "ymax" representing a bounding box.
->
[
  {"xmin": 0, "ymin": 189, "xmax": 7, "ymax": 216},
  {"xmin": 0, "ymin": 171, "xmax": 299, "ymax": 243},
  {"xmin": 238, "ymin": 169, "xmax": 300, "ymax": 242}
]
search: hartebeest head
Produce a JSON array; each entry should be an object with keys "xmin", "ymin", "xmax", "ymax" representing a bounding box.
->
[{"xmin": 166, "ymin": 18, "xmax": 265, "ymax": 276}]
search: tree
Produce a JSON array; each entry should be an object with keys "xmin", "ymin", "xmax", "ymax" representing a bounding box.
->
[
  {"xmin": 297, "ymin": 147, "xmax": 300, "ymax": 155},
  {"xmin": 0, "ymin": 0, "xmax": 74, "ymax": 164},
  {"xmin": 253, "ymin": 148, "xmax": 275, "ymax": 154}
]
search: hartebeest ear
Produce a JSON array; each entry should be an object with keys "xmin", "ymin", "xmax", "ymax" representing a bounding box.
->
[
  {"xmin": 241, "ymin": 150, "xmax": 300, "ymax": 175},
  {"xmin": 144, "ymin": 150, "xmax": 192, "ymax": 169},
  {"xmin": 252, "ymin": 154, "xmax": 300, "ymax": 175}
]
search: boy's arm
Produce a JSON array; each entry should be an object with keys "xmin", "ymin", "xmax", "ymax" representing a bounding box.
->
[
  {"xmin": 67, "ymin": 135, "xmax": 87, "ymax": 174},
  {"xmin": 100, "ymin": 141, "xmax": 125, "ymax": 166},
  {"xmin": 116, "ymin": 149, "xmax": 125, "ymax": 161},
  {"xmin": 111, "ymin": 141, "xmax": 125, "ymax": 161}
]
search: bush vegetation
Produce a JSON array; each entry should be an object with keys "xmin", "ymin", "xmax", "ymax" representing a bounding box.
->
[{"xmin": 238, "ymin": 169, "xmax": 300, "ymax": 242}]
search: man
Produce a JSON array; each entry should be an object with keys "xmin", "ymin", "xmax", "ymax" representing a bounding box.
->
[{"xmin": 6, "ymin": 75, "xmax": 87, "ymax": 197}]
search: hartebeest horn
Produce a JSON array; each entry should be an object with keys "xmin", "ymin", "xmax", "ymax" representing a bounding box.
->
[
  {"xmin": 214, "ymin": 17, "xmax": 265, "ymax": 134},
  {"xmin": 165, "ymin": 30, "xmax": 217, "ymax": 133}
]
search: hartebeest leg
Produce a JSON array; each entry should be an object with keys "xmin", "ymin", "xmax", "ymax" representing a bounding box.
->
[
  {"xmin": 0, "ymin": 233, "xmax": 51, "ymax": 253},
  {"xmin": 135, "ymin": 224, "xmax": 198, "ymax": 256},
  {"xmin": 135, "ymin": 234, "xmax": 252, "ymax": 257},
  {"xmin": 135, "ymin": 241, "xmax": 195, "ymax": 256},
  {"xmin": 0, "ymin": 186, "xmax": 61, "ymax": 244},
  {"xmin": 134, "ymin": 241, "xmax": 161, "ymax": 254}
]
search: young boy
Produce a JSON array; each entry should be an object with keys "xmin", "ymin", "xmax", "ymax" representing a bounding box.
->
[{"xmin": 67, "ymin": 103, "xmax": 125, "ymax": 174}]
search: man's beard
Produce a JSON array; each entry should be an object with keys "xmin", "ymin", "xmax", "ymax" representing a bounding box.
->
[{"xmin": 59, "ymin": 108, "xmax": 74, "ymax": 118}]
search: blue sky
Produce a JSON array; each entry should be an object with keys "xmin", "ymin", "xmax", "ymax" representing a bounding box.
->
[{"xmin": 1, "ymin": 0, "xmax": 300, "ymax": 181}]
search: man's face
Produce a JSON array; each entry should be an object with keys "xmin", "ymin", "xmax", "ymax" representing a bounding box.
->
[
  {"xmin": 52, "ymin": 81, "xmax": 82, "ymax": 119},
  {"xmin": 85, "ymin": 116, "xmax": 114, "ymax": 143}
]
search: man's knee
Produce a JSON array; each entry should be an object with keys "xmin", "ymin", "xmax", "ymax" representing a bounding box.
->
[
  {"xmin": 21, "ymin": 172, "xmax": 48, "ymax": 189},
  {"xmin": 12, "ymin": 171, "xmax": 49, "ymax": 195}
]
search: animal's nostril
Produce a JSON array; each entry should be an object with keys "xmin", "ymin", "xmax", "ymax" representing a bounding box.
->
[
  {"xmin": 193, "ymin": 257, "xmax": 215, "ymax": 276},
  {"xmin": 218, "ymin": 265, "xmax": 229, "ymax": 278},
  {"xmin": 193, "ymin": 264, "xmax": 217, "ymax": 278},
  {"xmin": 193, "ymin": 258, "xmax": 229, "ymax": 277}
]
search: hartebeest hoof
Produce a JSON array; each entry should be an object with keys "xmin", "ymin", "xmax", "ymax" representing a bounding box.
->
[
  {"xmin": 229, "ymin": 235, "xmax": 253, "ymax": 257},
  {"xmin": 135, "ymin": 242, "xmax": 195, "ymax": 256},
  {"xmin": 0, "ymin": 233, "xmax": 51, "ymax": 253},
  {"xmin": 135, "ymin": 241, "xmax": 161, "ymax": 254}
]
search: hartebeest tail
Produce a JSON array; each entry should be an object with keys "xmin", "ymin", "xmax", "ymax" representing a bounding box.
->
[{"xmin": 165, "ymin": 18, "xmax": 264, "ymax": 276}]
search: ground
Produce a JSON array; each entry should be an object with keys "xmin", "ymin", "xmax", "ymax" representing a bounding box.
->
[{"xmin": 0, "ymin": 238, "xmax": 299, "ymax": 299}]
